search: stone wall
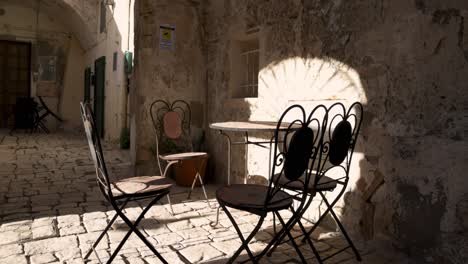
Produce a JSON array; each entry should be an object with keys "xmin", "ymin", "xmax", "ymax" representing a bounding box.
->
[
  {"xmin": 0, "ymin": 0, "xmax": 135, "ymax": 138},
  {"xmin": 131, "ymin": 0, "xmax": 206, "ymax": 168},
  {"xmin": 84, "ymin": 0, "xmax": 135, "ymax": 140},
  {"xmin": 204, "ymin": 0, "xmax": 468, "ymax": 262},
  {"xmin": 133, "ymin": 0, "xmax": 468, "ymax": 262},
  {"xmin": 0, "ymin": 1, "xmax": 86, "ymax": 131}
]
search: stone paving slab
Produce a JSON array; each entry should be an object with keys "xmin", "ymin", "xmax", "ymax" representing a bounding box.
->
[{"xmin": 0, "ymin": 133, "xmax": 410, "ymax": 263}]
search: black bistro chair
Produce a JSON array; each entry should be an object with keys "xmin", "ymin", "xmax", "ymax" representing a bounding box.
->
[
  {"xmin": 269, "ymin": 102, "xmax": 364, "ymax": 263},
  {"xmin": 215, "ymin": 104, "xmax": 329, "ymax": 263},
  {"xmin": 80, "ymin": 102, "xmax": 171, "ymax": 264},
  {"xmin": 9, "ymin": 97, "xmax": 37, "ymax": 134}
]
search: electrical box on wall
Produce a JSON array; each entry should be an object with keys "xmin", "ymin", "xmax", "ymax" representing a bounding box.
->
[{"xmin": 124, "ymin": 51, "xmax": 133, "ymax": 74}]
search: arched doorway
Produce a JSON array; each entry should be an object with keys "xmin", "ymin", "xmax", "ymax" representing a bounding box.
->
[{"xmin": 0, "ymin": 0, "xmax": 95, "ymax": 130}]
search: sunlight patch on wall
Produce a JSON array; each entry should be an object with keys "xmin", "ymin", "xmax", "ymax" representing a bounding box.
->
[
  {"xmin": 242, "ymin": 56, "xmax": 367, "ymax": 214},
  {"xmin": 249, "ymin": 56, "xmax": 367, "ymax": 121}
]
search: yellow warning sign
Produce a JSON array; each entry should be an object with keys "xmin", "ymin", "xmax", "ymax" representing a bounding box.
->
[
  {"xmin": 161, "ymin": 29, "xmax": 171, "ymax": 40},
  {"xmin": 159, "ymin": 24, "xmax": 175, "ymax": 50}
]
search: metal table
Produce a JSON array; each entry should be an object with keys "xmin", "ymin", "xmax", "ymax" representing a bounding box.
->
[
  {"xmin": 209, "ymin": 121, "xmax": 295, "ymax": 184},
  {"xmin": 209, "ymin": 121, "xmax": 295, "ymax": 226}
]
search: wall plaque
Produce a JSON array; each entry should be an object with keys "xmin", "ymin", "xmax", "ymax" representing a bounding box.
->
[
  {"xmin": 37, "ymin": 56, "xmax": 58, "ymax": 97},
  {"xmin": 159, "ymin": 24, "xmax": 175, "ymax": 51},
  {"xmin": 38, "ymin": 56, "xmax": 57, "ymax": 82}
]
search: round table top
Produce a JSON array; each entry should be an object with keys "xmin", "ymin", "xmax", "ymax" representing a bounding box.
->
[
  {"xmin": 209, "ymin": 121, "xmax": 296, "ymax": 132},
  {"xmin": 160, "ymin": 152, "xmax": 208, "ymax": 161}
]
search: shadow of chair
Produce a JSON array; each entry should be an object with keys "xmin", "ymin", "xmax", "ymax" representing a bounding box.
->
[
  {"xmin": 270, "ymin": 102, "xmax": 364, "ymax": 263},
  {"xmin": 80, "ymin": 102, "xmax": 171, "ymax": 264},
  {"xmin": 149, "ymin": 100, "xmax": 210, "ymax": 214}
]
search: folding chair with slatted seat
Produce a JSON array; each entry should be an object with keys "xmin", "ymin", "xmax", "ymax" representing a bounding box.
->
[
  {"xmin": 267, "ymin": 102, "xmax": 364, "ymax": 263},
  {"xmin": 216, "ymin": 104, "xmax": 329, "ymax": 263},
  {"xmin": 150, "ymin": 100, "xmax": 210, "ymax": 212},
  {"xmin": 80, "ymin": 102, "xmax": 171, "ymax": 264}
]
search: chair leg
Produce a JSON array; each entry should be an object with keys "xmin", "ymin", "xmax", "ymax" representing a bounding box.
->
[
  {"xmin": 197, "ymin": 173, "xmax": 211, "ymax": 207},
  {"xmin": 292, "ymin": 208, "xmax": 323, "ymax": 264},
  {"xmin": 187, "ymin": 173, "xmax": 198, "ymax": 200},
  {"xmin": 320, "ymin": 192, "xmax": 361, "ymax": 261},
  {"xmin": 110, "ymin": 194, "xmax": 168, "ymax": 264},
  {"xmin": 166, "ymin": 194, "xmax": 175, "ymax": 215},
  {"xmin": 274, "ymin": 211, "xmax": 307, "ymax": 263},
  {"xmin": 302, "ymin": 194, "xmax": 334, "ymax": 242},
  {"xmin": 84, "ymin": 200, "xmax": 129, "ymax": 260},
  {"xmin": 84, "ymin": 212, "xmax": 118, "ymax": 260},
  {"xmin": 273, "ymin": 212, "xmax": 277, "ymax": 235},
  {"xmin": 187, "ymin": 172, "xmax": 211, "ymax": 207},
  {"xmin": 187, "ymin": 158, "xmax": 211, "ymax": 207},
  {"xmin": 89, "ymin": 195, "xmax": 168, "ymax": 264},
  {"xmin": 209, "ymin": 206, "xmax": 222, "ymax": 227},
  {"xmin": 221, "ymin": 203, "xmax": 264, "ymax": 264},
  {"xmin": 258, "ymin": 196, "xmax": 314, "ymax": 260},
  {"xmin": 36, "ymin": 120, "xmax": 49, "ymax": 134},
  {"xmin": 107, "ymin": 219, "xmax": 137, "ymax": 263},
  {"xmin": 254, "ymin": 211, "xmax": 297, "ymax": 261}
]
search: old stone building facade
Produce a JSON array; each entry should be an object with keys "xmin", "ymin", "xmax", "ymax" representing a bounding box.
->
[
  {"xmin": 2, "ymin": 0, "xmax": 466, "ymax": 262},
  {"xmin": 131, "ymin": 0, "xmax": 468, "ymax": 263},
  {"xmin": 0, "ymin": 0, "xmax": 134, "ymax": 139}
]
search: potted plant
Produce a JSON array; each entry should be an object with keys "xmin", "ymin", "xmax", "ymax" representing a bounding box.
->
[
  {"xmin": 149, "ymin": 130, "xmax": 208, "ymax": 187},
  {"xmin": 173, "ymin": 128, "xmax": 208, "ymax": 187}
]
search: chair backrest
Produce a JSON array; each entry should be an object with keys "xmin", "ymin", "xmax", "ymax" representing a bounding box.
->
[
  {"xmin": 267, "ymin": 104, "xmax": 329, "ymax": 209},
  {"xmin": 38, "ymin": 96, "xmax": 63, "ymax": 122},
  {"xmin": 80, "ymin": 102, "xmax": 112, "ymax": 201},
  {"xmin": 38, "ymin": 96, "xmax": 52, "ymax": 113},
  {"xmin": 314, "ymin": 102, "xmax": 364, "ymax": 190},
  {"xmin": 149, "ymin": 100, "xmax": 192, "ymax": 155}
]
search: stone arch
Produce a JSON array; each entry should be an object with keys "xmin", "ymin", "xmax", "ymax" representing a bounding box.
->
[{"xmin": 1, "ymin": 0, "xmax": 97, "ymax": 49}]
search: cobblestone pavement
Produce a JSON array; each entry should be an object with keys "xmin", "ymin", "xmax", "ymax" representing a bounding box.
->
[{"xmin": 0, "ymin": 131, "xmax": 410, "ymax": 264}]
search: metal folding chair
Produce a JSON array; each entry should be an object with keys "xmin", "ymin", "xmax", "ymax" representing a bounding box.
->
[
  {"xmin": 9, "ymin": 97, "xmax": 37, "ymax": 134},
  {"xmin": 268, "ymin": 102, "xmax": 364, "ymax": 263},
  {"xmin": 215, "ymin": 104, "xmax": 329, "ymax": 263},
  {"xmin": 150, "ymin": 100, "xmax": 210, "ymax": 212},
  {"xmin": 34, "ymin": 96, "xmax": 63, "ymax": 133},
  {"xmin": 80, "ymin": 102, "xmax": 171, "ymax": 264}
]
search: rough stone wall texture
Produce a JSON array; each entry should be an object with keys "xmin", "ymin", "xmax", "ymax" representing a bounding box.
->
[
  {"xmin": 1, "ymin": 0, "xmax": 134, "ymax": 139},
  {"xmin": 133, "ymin": 0, "xmax": 468, "ymax": 262},
  {"xmin": 199, "ymin": 0, "xmax": 468, "ymax": 263},
  {"xmin": 131, "ymin": 0, "xmax": 206, "ymax": 169}
]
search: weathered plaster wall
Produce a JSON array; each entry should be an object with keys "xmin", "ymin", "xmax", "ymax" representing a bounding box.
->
[
  {"xmin": 0, "ymin": 0, "xmax": 97, "ymax": 50},
  {"xmin": 133, "ymin": 0, "xmax": 468, "ymax": 261},
  {"xmin": 84, "ymin": 0, "xmax": 135, "ymax": 140},
  {"xmin": 0, "ymin": 0, "xmax": 134, "ymax": 138},
  {"xmin": 131, "ymin": 0, "xmax": 206, "ymax": 169},
  {"xmin": 0, "ymin": 1, "xmax": 85, "ymax": 131},
  {"xmin": 201, "ymin": 0, "xmax": 468, "ymax": 262},
  {"xmin": 61, "ymin": 36, "xmax": 85, "ymax": 131}
]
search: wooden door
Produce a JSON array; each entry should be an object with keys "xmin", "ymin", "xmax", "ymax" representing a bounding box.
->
[
  {"xmin": 0, "ymin": 41, "xmax": 31, "ymax": 128},
  {"xmin": 94, "ymin": 57, "xmax": 105, "ymax": 138}
]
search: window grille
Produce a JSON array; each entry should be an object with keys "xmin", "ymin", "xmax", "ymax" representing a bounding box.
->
[{"xmin": 240, "ymin": 48, "xmax": 259, "ymax": 98}]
